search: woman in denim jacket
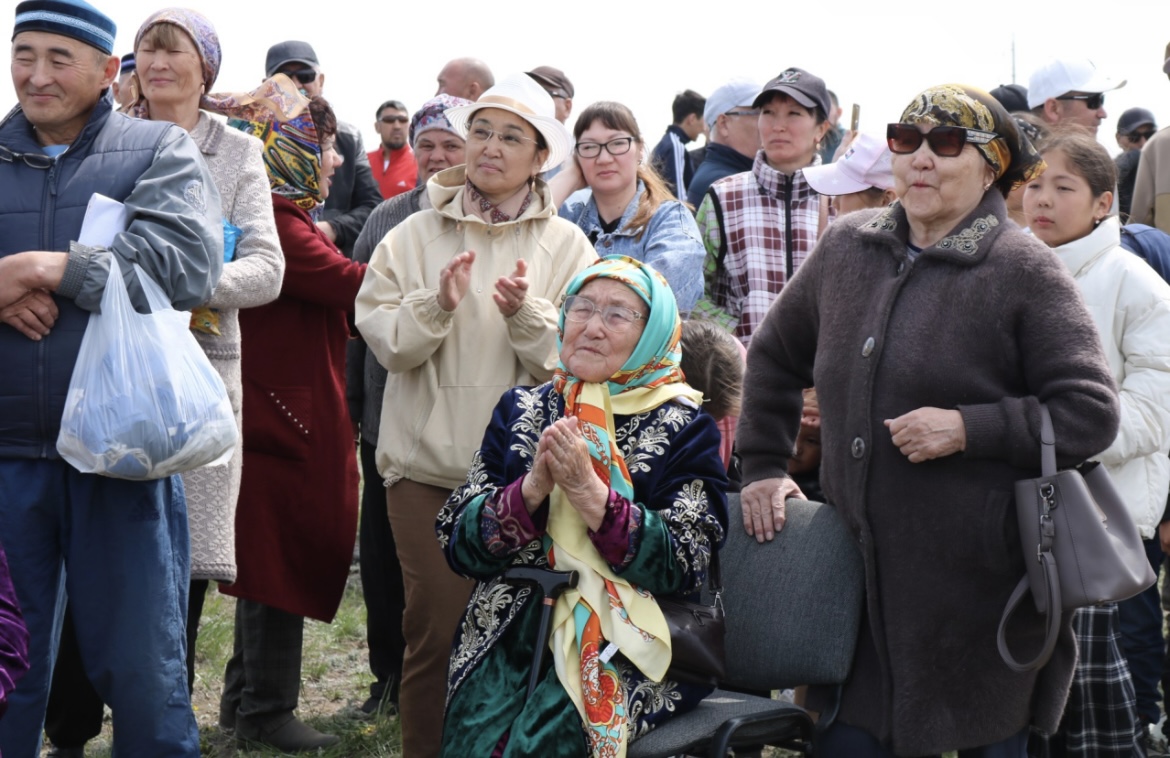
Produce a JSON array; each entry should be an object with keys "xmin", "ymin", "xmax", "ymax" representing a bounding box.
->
[{"xmin": 558, "ymin": 102, "xmax": 705, "ymax": 312}]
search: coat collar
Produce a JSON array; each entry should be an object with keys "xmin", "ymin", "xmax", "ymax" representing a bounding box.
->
[
  {"xmin": 190, "ymin": 111, "xmax": 225, "ymax": 156},
  {"xmin": 751, "ymin": 150, "xmax": 819, "ymax": 201},
  {"xmin": 859, "ymin": 190, "xmax": 1011, "ymax": 266},
  {"xmin": 0, "ymin": 91, "xmax": 113, "ymax": 155},
  {"xmin": 1052, "ymin": 216, "xmax": 1121, "ymax": 279},
  {"xmin": 571, "ymin": 181, "xmax": 643, "ymax": 237},
  {"xmin": 426, "ymin": 164, "xmax": 557, "ymax": 225}
]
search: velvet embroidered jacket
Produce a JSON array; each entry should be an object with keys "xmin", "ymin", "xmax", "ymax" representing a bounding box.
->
[{"xmin": 435, "ymin": 384, "xmax": 728, "ymax": 756}]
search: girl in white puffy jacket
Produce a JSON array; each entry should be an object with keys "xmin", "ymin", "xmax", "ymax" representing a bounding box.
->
[{"xmin": 1026, "ymin": 128, "xmax": 1170, "ymax": 755}]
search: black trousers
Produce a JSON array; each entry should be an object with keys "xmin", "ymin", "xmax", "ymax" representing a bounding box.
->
[
  {"xmin": 44, "ymin": 606, "xmax": 103, "ymax": 748},
  {"xmin": 358, "ymin": 438, "xmax": 405, "ymax": 706}
]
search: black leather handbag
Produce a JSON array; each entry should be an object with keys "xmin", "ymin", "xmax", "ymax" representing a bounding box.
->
[
  {"xmin": 996, "ymin": 405, "xmax": 1156, "ymax": 672},
  {"xmin": 658, "ymin": 547, "xmax": 726, "ymax": 687}
]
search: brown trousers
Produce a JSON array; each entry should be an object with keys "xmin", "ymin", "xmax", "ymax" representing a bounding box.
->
[{"xmin": 386, "ymin": 478, "xmax": 474, "ymax": 758}]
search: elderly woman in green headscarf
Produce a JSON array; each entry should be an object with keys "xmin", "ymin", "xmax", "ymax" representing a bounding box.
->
[
  {"xmin": 736, "ymin": 85, "xmax": 1121, "ymax": 757},
  {"xmin": 436, "ymin": 255, "xmax": 728, "ymax": 757}
]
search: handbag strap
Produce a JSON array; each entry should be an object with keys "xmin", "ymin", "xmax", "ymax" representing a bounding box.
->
[
  {"xmin": 707, "ymin": 541, "xmax": 723, "ymax": 595},
  {"xmin": 1039, "ymin": 404, "xmax": 1057, "ymax": 477},
  {"xmin": 997, "ymin": 550, "xmax": 1062, "ymax": 672}
]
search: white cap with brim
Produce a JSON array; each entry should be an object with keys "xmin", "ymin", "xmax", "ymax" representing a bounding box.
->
[
  {"xmin": 444, "ymin": 73, "xmax": 572, "ymax": 173},
  {"xmin": 802, "ymin": 133, "xmax": 894, "ymax": 195},
  {"xmin": 703, "ymin": 78, "xmax": 761, "ymax": 130},
  {"xmin": 1027, "ymin": 57, "xmax": 1126, "ymax": 109}
]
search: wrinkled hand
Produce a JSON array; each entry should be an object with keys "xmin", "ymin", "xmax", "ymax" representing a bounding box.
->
[
  {"xmin": 521, "ymin": 432, "xmax": 555, "ymax": 513},
  {"xmin": 885, "ymin": 407, "xmax": 966, "ymax": 463},
  {"xmin": 1160, "ymin": 521, "xmax": 1170, "ymax": 555},
  {"xmin": 438, "ymin": 250, "xmax": 476, "ymax": 312},
  {"xmin": 543, "ymin": 417, "xmax": 608, "ymax": 529},
  {"xmin": 741, "ymin": 477, "xmax": 806, "ymax": 542},
  {"xmin": 493, "ymin": 258, "xmax": 529, "ymax": 317},
  {"xmin": 0, "ymin": 289, "xmax": 58, "ymax": 340}
]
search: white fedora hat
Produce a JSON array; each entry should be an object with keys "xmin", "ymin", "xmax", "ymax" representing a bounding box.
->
[{"xmin": 445, "ymin": 73, "xmax": 572, "ymax": 173}]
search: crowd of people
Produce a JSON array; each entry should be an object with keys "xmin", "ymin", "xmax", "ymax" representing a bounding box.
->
[{"xmin": 4, "ymin": 0, "xmax": 1170, "ymax": 756}]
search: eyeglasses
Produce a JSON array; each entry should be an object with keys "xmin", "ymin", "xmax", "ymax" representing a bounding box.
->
[
  {"xmin": 379, "ymin": 115, "xmax": 409, "ymax": 124},
  {"xmin": 280, "ymin": 69, "xmax": 317, "ymax": 85},
  {"xmin": 1128, "ymin": 129, "xmax": 1155, "ymax": 142},
  {"xmin": 1056, "ymin": 93, "xmax": 1105, "ymax": 110},
  {"xmin": 886, "ymin": 123, "xmax": 998, "ymax": 157},
  {"xmin": 562, "ymin": 295, "xmax": 644, "ymax": 333},
  {"xmin": 467, "ymin": 125, "xmax": 537, "ymax": 150},
  {"xmin": 574, "ymin": 137, "xmax": 634, "ymax": 159},
  {"xmin": 724, "ymin": 110, "xmax": 760, "ymax": 118},
  {"xmin": 0, "ymin": 144, "xmax": 54, "ymax": 169}
]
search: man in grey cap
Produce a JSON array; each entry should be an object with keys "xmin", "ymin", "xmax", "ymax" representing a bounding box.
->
[
  {"xmin": 1115, "ymin": 107, "xmax": 1156, "ymax": 219},
  {"xmin": 265, "ymin": 40, "xmax": 381, "ymax": 257},
  {"xmin": 686, "ymin": 77, "xmax": 762, "ymax": 207},
  {"xmin": 0, "ymin": 0, "xmax": 222, "ymax": 753}
]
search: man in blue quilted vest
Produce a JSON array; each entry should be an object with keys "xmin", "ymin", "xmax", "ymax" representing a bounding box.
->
[{"xmin": 0, "ymin": 0, "xmax": 222, "ymax": 754}]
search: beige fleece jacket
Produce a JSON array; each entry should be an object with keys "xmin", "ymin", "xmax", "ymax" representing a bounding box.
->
[{"xmin": 355, "ymin": 165, "xmax": 597, "ymax": 490}]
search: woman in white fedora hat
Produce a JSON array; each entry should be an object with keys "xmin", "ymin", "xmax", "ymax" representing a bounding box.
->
[{"xmin": 355, "ymin": 72, "xmax": 597, "ymax": 758}]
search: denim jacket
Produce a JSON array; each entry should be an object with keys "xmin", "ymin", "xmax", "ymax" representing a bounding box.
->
[{"xmin": 559, "ymin": 182, "xmax": 704, "ymax": 312}]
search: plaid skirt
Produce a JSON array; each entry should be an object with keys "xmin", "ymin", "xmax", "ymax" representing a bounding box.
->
[{"xmin": 1031, "ymin": 603, "xmax": 1141, "ymax": 757}]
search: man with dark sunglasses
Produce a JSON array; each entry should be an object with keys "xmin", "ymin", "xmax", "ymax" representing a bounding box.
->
[
  {"xmin": 264, "ymin": 40, "xmax": 381, "ymax": 257},
  {"xmin": 1027, "ymin": 56, "xmax": 1125, "ymax": 135},
  {"xmin": 1115, "ymin": 108, "xmax": 1157, "ymax": 219},
  {"xmin": 368, "ymin": 99, "xmax": 417, "ymax": 200}
]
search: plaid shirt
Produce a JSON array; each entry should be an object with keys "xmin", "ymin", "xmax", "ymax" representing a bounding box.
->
[
  {"xmin": 1033, "ymin": 604, "xmax": 1141, "ymax": 756},
  {"xmin": 693, "ymin": 151, "xmax": 823, "ymax": 345}
]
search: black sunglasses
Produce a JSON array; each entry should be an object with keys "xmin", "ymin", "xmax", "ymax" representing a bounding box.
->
[
  {"xmin": 281, "ymin": 69, "xmax": 317, "ymax": 85},
  {"xmin": 0, "ymin": 144, "xmax": 54, "ymax": 169},
  {"xmin": 1056, "ymin": 93, "xmax": 1105, "ymax": 110},
  {"xmin": 1129, "ymin": 129, "xmax": 1155, "ymax": 142},
  {"xmin": 886, "ymin": 123, "xmax": 997, "ymax": 158},
  {"xmin": 379, "ymin": 115, "xmax": 409, "ymax": 124}
]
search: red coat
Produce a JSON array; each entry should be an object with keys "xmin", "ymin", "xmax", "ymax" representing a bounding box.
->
[{"xmin": 222, "ymin": 195, "xmax": 366, "ymax": 622}]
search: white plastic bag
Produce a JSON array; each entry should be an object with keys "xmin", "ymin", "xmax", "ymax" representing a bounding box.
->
[{"xmin": 56, "ymin": 261, "xmax": 238, "ymax": 479}]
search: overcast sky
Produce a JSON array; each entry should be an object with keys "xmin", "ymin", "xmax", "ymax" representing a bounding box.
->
[{"xmin": 3, "ymin": 1, "xmax": 1169, "ymax": 160}]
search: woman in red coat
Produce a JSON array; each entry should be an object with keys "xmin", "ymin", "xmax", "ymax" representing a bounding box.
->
[{"xmin": 207, "ymin": 76, "xmax": 365, "ymax": 751}]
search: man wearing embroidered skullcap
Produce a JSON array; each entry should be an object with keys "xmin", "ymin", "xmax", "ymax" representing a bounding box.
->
[
  {"xmin": 0, "ymin": 0, "xmax": 223, "ymax": 753},
  {"xmin": 111, "ymin": 52, "xmax": 136, "ymax": 110}
]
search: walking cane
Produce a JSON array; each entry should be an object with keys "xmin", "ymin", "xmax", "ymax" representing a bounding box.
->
[{"xmin": 503, "ymin": 565, "xmax": 579, "ymax": 698}]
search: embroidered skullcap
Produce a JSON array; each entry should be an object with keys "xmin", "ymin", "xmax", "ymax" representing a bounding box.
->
[
  {"xmin": 409, "ymin": 95, "xmax": 472, "ymax": 148},
  {"xmin": 13, "ymin": 0, "xmax": 116, "ymax": 54},
  {"xmin": 898, "ymin": 84, "xmax": 1045, "ymax": 195}
]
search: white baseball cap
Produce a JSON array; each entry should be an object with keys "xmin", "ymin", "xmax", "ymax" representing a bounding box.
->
[
  {"xmin": 703, "ymin": 78, "xmax": 761, "ymax": 130},
  {"xmin": 803, "ymin": 133, "xmax": 894, "ymax": 195},
  {"xmin": 1027, "ymin": 57, "xmax": 1125, "ymax": 109}
]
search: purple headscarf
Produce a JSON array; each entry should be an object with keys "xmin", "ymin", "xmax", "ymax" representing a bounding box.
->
[
  {"xmin": 409, "ymin": 94, "xmax": 472, "ymax": 148},
  {"xmin": 131, "ymin": 8, "xmax": 221, "ymax": 117}
]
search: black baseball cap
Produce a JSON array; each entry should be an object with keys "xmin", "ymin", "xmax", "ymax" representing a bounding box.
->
[
  {"xmin": 989, "ymin": 84, "xmax": 1029, "ymax": 114},
  {"xmin": 753, "ymin": 67, "xmax": 831, "ymax": 117},
  {"xmin": 265, "ymin": 40, "xmax": 319, "ymax": 78}
]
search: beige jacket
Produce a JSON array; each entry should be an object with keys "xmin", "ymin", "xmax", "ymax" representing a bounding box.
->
[
  {"xmin": 355, "ymin": 165, "xmax": 597, "ymax": 490},
  {"xmin": 1131, "ymin": 127, "xmax": 1170, "ymax": 233}
]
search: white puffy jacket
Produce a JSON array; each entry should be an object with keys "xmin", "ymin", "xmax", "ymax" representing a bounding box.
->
[{"xmin": 1055, "ymin": 216, "xmax": 1170, "ymax": 537}]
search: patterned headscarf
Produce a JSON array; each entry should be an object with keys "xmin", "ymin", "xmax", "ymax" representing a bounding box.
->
[
  {"xmin": 130, "ymin": 8, "xmax": 221, "ymax": 119},
  {"xmin": 548, "ymin": 255, "xmax": 701, "ymax": 757},
  {"xmin": 409, "ymin": 94, "xmax": 471, "ymax": 148},
  {"xmin": 898, "ymin": 84, "xmax": 1046, "ymax": 195},
  {"xmin": 203, "ymin": 75, "xmax": 323, "ymax": 210}
]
